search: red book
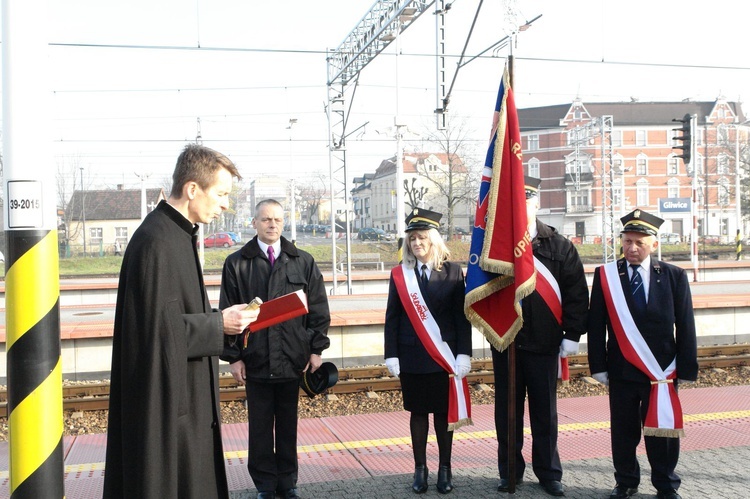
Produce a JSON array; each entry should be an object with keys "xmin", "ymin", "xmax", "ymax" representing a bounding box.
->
[{"xmin": 242, "ymin": 290, "xmax": 309, "ymax": 347}]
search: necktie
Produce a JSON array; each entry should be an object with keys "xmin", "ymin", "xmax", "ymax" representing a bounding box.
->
[
  {"xmin": 267, "ymin": 246, "xmax": 275, "ymax": 267},
  {"xmin": 630, "ymin": 264, "xmax": 646, "ymax": 314},
  {"xmin": 420, "ymin": 264, "xmax": 428, "ymax": 287}
]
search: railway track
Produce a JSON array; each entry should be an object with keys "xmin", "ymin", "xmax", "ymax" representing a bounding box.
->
[{"xmin": 1, "ymin": 344, "xmax": 747, "ymax": 417}]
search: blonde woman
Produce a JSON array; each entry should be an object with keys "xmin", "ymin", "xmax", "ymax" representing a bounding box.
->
[{"xmin": 384, "ymin": 209, "xmax": 473, "ymax": 494}]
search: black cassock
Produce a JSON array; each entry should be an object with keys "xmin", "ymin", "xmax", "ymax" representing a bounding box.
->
[{"xmin": 104, "ymin": 200, "xmax": 228, "ymax": 498}]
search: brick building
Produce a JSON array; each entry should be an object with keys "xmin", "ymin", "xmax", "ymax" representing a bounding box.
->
[{"xmin": 518, "ymin": 97, "xmax": 748, "ymax": 243}]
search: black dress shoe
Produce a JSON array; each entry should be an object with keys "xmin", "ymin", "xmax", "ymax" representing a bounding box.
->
[
  {"xmin": 656, "ymin": 489, "xmax": 681, "ymax": 499},
  {"xmin": 497, "ymin": 477, "xmax": 523, "ymax": 492},
  {"xmin": 609, "ymin": 484, "xmax": 638, "ymax": 498},
  {"xmin": 256, "ymin": 492, "xmax": 275, "ymax": 499},
  {"xmin": 412, "ymin": 464, "xmax": 428, "ymax": 493},
  {"xmin": 539, "ymin": 479, "xmax": 565, "ymax": 496},
  {"xmin": 436, "ymin": 465, "xmax": 453, "ymax": 494}
]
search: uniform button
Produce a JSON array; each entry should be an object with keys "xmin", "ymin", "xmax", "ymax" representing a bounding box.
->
[{"xmin": 211, "ymin": 421, "xmax": 218, "ymax": 429}]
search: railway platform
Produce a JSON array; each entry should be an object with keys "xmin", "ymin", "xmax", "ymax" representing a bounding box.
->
[{"xmin": 1, "ymin": 384, "xmax": 748, "ymax": 498}]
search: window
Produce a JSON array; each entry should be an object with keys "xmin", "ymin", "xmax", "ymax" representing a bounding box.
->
[
  {"xmin": 695, "ymin": 127, "xmax": 704, "ymax": 147},
  {"xmin": 695, "ymin": 154, "xmax": 704, "ymax": 175},
  {"xmin": 717, "ymin": 124, "xmax": 729, "ymax": 145},
  {"xmin": 612, "ymin": 130, "xmax": 622, "ymax": 147},
  {"xmin": 90, "ymin": 227, "xmax": 103, "ymax": 244},
  {"xmin": 527, "ymin": 134, "xmax": 539, "ymax": 151},
  {"xmin": 667, "ymin": 178, "xmax": 680, "ymax": 198},
  {"xmin": 528, "ymin": 158, "xmax": 540, "ymax": 178},
  {"xmin": 717, "ymin": 154, "xmax": 729, "ymax": 175},
  {"xmin": 636, "ymin": 154, "xmax": 648, "ymax": 176},
  {"xmin": 115, "ymin": 227, "xmax": 128, "ymax": 242},
  {"xmin": 567, "ymin": 189, "xmax": 591, "ymax": 212},
  {"xmin": 718, "ymin": 177, "xmax": 730, "ymax": 206},
  {"xmin": 613, "ymin": 155, "xmax": 625, "ymax": 174},
  {"xmin": 667, "ymin": 155, "xmax": 679, "ymax": 175},
  {"xmin": 613, "ymin": 178, "xmax": 622, "ymax": 206},
  {"xmin": 636, "ymin": 179, "xmax": 649, "ymax": 206},
  {"xmin": 636, "ymin": 130, "xmax": 647, "ymax": 146}
]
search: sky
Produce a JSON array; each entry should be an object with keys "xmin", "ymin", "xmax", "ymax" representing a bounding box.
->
[{"xmin": 2, "ymin": 0, "xmax": 749, "ymax": 195}]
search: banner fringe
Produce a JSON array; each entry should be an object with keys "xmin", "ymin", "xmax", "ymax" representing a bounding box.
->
[
  {"xmin": 644, "ymin": 426, "xmax": 684, "ymax": 438},
  {"xmin": 448, "ymin": 417, "xmax": 473, "ymax": 432}
]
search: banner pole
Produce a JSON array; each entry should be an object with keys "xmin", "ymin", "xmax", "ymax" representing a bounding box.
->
[{"xmin": 506, "ymin": 52, "xmax": 518, "ymax": 495}]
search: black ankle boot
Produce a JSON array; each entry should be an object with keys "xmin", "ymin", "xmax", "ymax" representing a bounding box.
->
[
  {"xmin": 437, "ymin": 465, "xmax": 453, "ymax": 494},
  {"xmin": 412, "ymin": 464, "xmax": 428, "ymax": 493}
]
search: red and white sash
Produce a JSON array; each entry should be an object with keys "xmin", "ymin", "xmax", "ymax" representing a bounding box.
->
[
  {"xmin": 392, "ymin": 264, "xmax": 472, "ymax": 430},
  {"xmin": 600, "ymin": 262, "xmax": 684, "ymax": 437},
  {"xmin": 533, "ymin": 257, "xmax": 569, "ymax": 382}
]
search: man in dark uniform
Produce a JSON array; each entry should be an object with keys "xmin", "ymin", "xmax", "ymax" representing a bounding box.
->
[
  {"xmin": 588, "ymin": 209, "xmax": 698, "ymax": 499},
  {"xmin": 104, "ymin": 144, "xmax": 259, "ymax": 498},
  {"xmin": 493, "ymin": 177, "xmax": 589, "ymax": 497},
  {"xmin": 220, "ymin": 199, "xmax": 331, "ymax": 499}
]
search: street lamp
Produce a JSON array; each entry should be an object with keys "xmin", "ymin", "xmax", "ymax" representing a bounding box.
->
[
  {"xmin": 80, "ymin": 166, "xmax": 86, "ymax": 256},
  {"xmin": 287, "ymin": 118, "xmax": 298, "ymax": 243},
  {"xmin": 135, "ymin": 171, "xmax": 152, "ymax": 221}
]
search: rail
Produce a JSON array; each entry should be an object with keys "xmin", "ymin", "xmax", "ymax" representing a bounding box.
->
[{"xmin": 0, "ymin": 344, "xmax": 747, "ymax": 417}]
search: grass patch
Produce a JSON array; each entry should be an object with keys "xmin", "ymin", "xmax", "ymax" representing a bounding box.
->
[{"xmin": 1, "ymin": 240, "xmax": 732, "ymax": 280}]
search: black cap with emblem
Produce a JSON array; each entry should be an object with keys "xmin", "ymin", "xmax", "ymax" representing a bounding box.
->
[
  {"xmin": 404, "ymin": 208, "xmax": 442, "ymax": 232},
  {"xmin": 299, "ymin": 362, "xmax": 339, "ymax": 398},
  {"xmin": 524, "ymin": 176, "xmax": 542, "ymax": 199},
  {"xmin": 620, "ymin": 209, "xmax": 664, "ymax": 237}
]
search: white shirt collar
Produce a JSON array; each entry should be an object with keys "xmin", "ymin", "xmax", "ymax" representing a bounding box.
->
[{"xmin": 257, "ymin": 239, "xmax": 280, "ymax": 259}]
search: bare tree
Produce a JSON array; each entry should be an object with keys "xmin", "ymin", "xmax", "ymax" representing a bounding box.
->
[
  {"xmin": 296, "ymin": 172, "xmax": 328, "ymax": 225},
  {"xmin": 56, "ymin": 155, "xmax": 85, "ymax": 249},
  {"xmin": 410, "ymin": 119, "xmax": 481, "ymax": 236}
]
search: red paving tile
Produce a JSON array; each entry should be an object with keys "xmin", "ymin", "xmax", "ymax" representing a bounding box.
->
[{"xmin": 0, "ymin": 385, "xmax": 748, "ymax": 497}]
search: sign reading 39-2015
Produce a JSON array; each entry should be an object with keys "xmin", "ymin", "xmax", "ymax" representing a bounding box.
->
[{"xmin": 7, "ymin": 180, "xmax": 44, "ymax": 228}]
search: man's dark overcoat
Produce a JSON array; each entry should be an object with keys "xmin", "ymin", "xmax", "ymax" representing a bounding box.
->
[
  {"xmin": 587, "ymin": 258, "xmax": 698, "ymax": 383},
  {"xmin": 104, "ymin": 200, "xmax": 228, "ymax": 498}
]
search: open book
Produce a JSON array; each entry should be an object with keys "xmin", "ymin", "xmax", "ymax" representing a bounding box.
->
[{"xmin": 243, "ymin": 290, "xmax": 308, "ymax": 347}]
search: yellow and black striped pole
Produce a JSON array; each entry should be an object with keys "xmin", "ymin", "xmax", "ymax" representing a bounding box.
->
[{"xmin": 3, "ymin": 0, "xmax": 65, "ymax": 496}]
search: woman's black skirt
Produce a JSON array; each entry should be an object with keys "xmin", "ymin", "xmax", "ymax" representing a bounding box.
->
[{"xmin": 400, "ymin": 371, "xmax": 449, "ymax": 414}]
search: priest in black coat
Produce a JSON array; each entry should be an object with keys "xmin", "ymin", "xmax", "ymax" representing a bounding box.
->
[{"xmin": 104, "ymin": 145, "xmax": 259, "ymax": 499}]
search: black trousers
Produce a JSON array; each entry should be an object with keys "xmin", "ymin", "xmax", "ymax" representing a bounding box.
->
[
  {"xmin": 609, "ymin": 379, "xmax": 681, "ymax": 491},
  {"xmin": 245, "ymin": 378, "xmax": 300, "ymax": 493},
  {"xmin": 492, "ymin": 346, "xmax": 562, "ymax": 482}
]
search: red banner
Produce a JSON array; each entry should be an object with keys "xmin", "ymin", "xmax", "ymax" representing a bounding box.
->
[{"xmin": 464, "ymin": 66, "xmax": 535, "ymax": 352}]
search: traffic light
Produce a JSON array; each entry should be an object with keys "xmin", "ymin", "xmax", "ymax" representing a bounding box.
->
[{"xmin": 672, "ymin": 113, "xmax": 692, "ymax": 165}]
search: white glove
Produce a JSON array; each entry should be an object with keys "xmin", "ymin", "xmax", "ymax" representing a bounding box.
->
[
  {"xmin": 455, "ymin": 354, "xmax": 471, "ymax": 380},
  {"xmin": 592, "ymin": 371, "xmax": 609, "ymax": 386},
  {"xmin": 559, "ymin": 339, "xmax": 579, "ymax": 358},
  {"xmin": 385, "ymin": 357, "xmax": 400, "ymax": 378}
]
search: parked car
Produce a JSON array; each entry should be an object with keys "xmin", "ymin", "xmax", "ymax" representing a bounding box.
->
[
  {"xmin": 225, "ymin": 231, "xmax": 242, "ymax": 244},
  {"xmin": 699, "ymin": 235, "xmax": 722, "ymax": 245},
  {"xmin": 659, "ymin": 232, "xmax": 681, "ymax": 244},
  {"xmin": 358, "ymin": 227, "xmax": 392, "ymax": 241},
  {"xmin": 203, "ymin": 232, "xmax": 235, "ymax": 248}
]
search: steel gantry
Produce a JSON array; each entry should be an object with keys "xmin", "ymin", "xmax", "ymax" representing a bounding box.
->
[
  {"xmin": 567, "ymin": 116, "xmax": 617, "ymax": 263},
  {"xmin": 326, "ymin": 0, "xmax": 436, "ymax": 294}
]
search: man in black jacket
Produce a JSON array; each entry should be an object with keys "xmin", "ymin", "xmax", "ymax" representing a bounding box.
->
[
  {"xmin": 588, "ymin": 209, "xmax": 697, "ymax": 499},
  {"xmin": 220, "ymin": 199, "xmax": 331, "ymax": 499},
  {"xmin": 493, "ymin": 177, "xmax": 589, "ymax": 497}
]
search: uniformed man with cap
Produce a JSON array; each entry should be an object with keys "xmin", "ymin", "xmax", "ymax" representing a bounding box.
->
[
  {"xmin": 588, "ymin": 209, "xmax": 698, "ymax": 499},
  {"xmin": 493, "ymin": 176, "xmax": 589, "ymax": 497}
]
